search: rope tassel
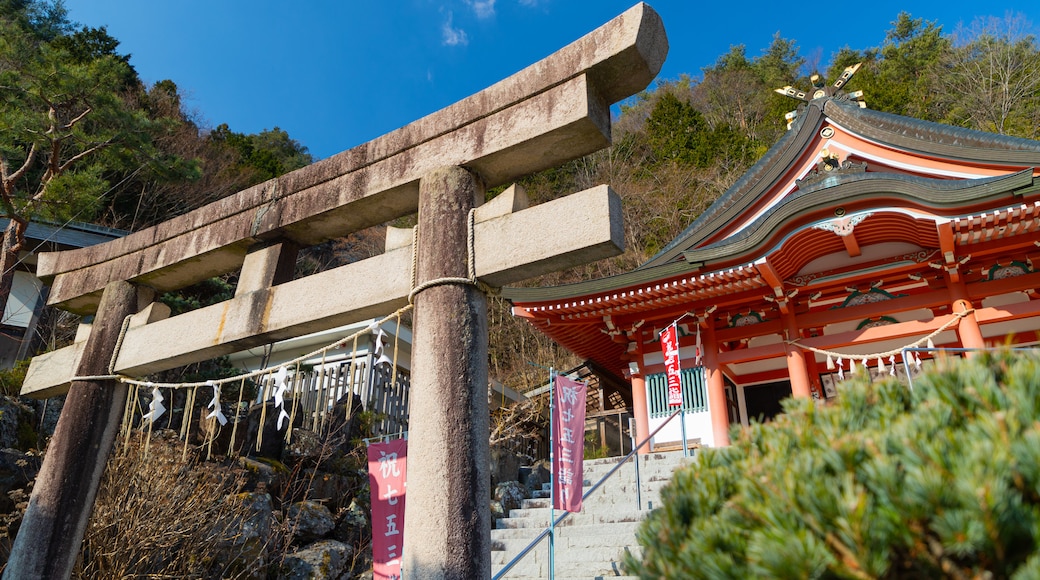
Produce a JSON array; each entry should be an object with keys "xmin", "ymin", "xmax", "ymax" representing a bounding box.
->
[{"xmin": 826, "ymin": 354, "xmax": 835, "ymax": 370}]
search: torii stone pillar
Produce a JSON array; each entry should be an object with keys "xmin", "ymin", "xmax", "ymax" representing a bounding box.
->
[
  {"xmin": 405, "ymin": 166, "xmax": 490, "ymax": 578},
  {"xmin": 6, "ymin": 281, "xmax": 142, "ymax": 579}
]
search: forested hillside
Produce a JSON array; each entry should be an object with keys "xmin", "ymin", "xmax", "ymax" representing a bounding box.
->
[
  {"xmin": 3, "ymin": 1, "xmax": 1039, "ymax": 393},
  {"xmin": 491, "ymin": 11, "xmax": 1040, "ymax": 391}
]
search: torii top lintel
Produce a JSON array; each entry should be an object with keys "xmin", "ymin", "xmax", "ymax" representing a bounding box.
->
[{"xmin": 39, "ymin": 2, "xmax": 667, "ymax": 315}]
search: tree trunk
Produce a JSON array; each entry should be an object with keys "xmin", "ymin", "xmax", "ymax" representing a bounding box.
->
[{"xmin": 0, "ymin": 221, "xmax": 22, "ymax": 326}]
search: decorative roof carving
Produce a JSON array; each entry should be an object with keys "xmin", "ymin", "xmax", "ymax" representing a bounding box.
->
[
  {"xmin": 812, "ymin": 212, "xmax": 871, "ymax": 237},
  {"xmin": 797, "ymin": 150, "xmax": 868, "ymax": 190}
]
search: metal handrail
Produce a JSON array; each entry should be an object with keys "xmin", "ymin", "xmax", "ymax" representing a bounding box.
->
[{"xmin": 492, "ymin": 408, "xmax": 686, "ymax": 579}]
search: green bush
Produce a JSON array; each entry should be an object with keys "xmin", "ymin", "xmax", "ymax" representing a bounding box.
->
[{"xmin": 628, "ymin": 350, "xmax": 1040, "ymax": 579}]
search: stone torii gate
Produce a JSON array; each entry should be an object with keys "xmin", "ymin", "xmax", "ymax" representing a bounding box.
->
[{"xmin": 5, "ymin": 4, "xmax": 666, "ymax": 579}]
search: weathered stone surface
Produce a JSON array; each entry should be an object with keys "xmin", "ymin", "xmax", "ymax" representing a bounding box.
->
[
  {"xmin": 491, "ymin": 481, "xmax": 529, "ymax": 520},
  {"xmin": 238, "ymin": 457, "xmax": 286, "ymax": 496},
  {"xmin": 490, "ymin": 447, "xmax": 522, "ymax": 488},
  {"xmin": 0, "ymin": 397, "xmax": 36, "ymax": 450},
  {"xmin": 286, "ymin": 500, "xmax": 336, "ymax": 543},
  {"xmin": 6, "ymin": 281, "xmax": 138, "ymax": 579},
  {"xmin": 0, "ymin": 449, "xmax": 40, "ymax": 513},
  {"xmin": 332, "ymin": 499, "xmax": 369, "ymax": 546},
  {"xmin": 283, "ymin": 428, "xmax": 322, "ymax": 462},
  {"xmin": 23, "ymin": 186, "xmax": 624, "ymax": 397},
  {"xmin": 523, "ymin": 460, "xmax": 552, "ymax": 494},
  {"xmin": 26, "ymin": 396, "xmax": 63, "ymax": 440},
  {"xmin": 38, "ymin": 2, "xmax": 665, "ymax": 315},
  {"xmin": 278, "ymin": 539, "xmax": 352, "ymax": 580},
  {"xmin": 224, "ymin": 492, "xmax": 274, "ymax": 568}
]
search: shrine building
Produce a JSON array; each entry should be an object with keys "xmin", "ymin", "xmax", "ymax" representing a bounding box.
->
[{"xmin": 505, "ymin": 76, "xmax": 1040, "ymax": 452}]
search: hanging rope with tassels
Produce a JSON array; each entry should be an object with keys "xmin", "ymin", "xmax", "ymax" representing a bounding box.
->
[{"xmin": 791, "ymin": 309, "xmax": 973, "ymax": 378}]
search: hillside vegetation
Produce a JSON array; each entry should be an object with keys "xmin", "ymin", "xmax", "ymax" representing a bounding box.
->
[
  {"xmin": 629, "ymin": 350, "xmax": 1040, "ymax": 578},
  {"xmin": 4, "ymin": 2, "xmax": 1039, "ymax": 389}
]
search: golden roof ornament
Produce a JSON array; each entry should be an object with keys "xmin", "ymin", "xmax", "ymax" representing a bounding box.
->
[{"xmin": 776, "ymin": 63, "xmax": 866, "ymax": 129}]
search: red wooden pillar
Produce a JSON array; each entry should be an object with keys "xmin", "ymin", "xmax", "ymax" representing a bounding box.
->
[
  {"xmin": 629, "ymin": 334, "xmax": 651, "ymax": 454},
  {"xmin": 950, "ymin": 284, "xmax": 985, "ymax": 354},
  {"xmin": 783, "ymin": 309, "xmax": 813, "ymax": 398},
  {"xmin": 701, "ymin": 317, "xmax": 730, "ymax": 447}
]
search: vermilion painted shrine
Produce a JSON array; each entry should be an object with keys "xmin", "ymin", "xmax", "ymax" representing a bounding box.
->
[{"xmin": 507, "ymin": 74, "xmax": 1040, "ymax": 450}]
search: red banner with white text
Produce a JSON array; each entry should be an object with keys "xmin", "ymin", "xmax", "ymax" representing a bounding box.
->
[
  {"xmin": 552, "ymin": 374, "xmax": 587, "ymax": 512},
  {"xmin": 368, "ymin": 438, "xmax": 407, "ymax": 580},
  {"xmin": 660, "ymin": 323, "xmax": 683, "ymax": 407}
]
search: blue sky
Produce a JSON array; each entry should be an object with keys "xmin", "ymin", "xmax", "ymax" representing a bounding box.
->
[{"xmin": 66, "ymin": 0, "xmax": 1040, "ymax": 161}]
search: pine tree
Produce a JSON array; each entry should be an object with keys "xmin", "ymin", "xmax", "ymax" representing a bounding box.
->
[{"xmin": 629, "ymin": 350, "xmax": 1040, "ymax": 578}]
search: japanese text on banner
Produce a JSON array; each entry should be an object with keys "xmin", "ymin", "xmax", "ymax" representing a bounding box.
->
[
  {"xmin": 367, "ymin": 438, "xmax": 407, "ymax": 580},
  {"xmin": 660, "ymin": 323, "xmax": 683, "ymax": 407},
  {"xmin": 552, "ymin": 375, "xmax": 587, "ymax": 512}
]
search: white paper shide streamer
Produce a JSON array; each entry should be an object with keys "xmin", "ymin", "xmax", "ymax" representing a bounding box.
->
[
  {"xmin": 372, "ymin": 327, "xmax": 393, "ymax": 367},
  {"xmin": 142, "ymin": 385, "xmax": 166, "ymax": 424},
  {"xmin": 206, "ymin": 381, "xmax": 228, "ymax": 426},
  {"xmin": 272, "ymin": 367, "xmax": 291, "ymax": 431}
]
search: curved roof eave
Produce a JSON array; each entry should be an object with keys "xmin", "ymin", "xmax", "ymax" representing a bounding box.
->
[
  {"xmin": 824, "ymin": 100, "xmax": 1040, "ymax": 164},
  {"xmin": 683, "ymin": 168, "xmax": 1036, "ymax": 264},
  {"xmin": 639, "ymin": 101, "xmax": 825, "ymax": 269},
  {"xmin": 640, "ymin": 99, "xmax": 1040, "ymax": 271},
  {"xmin": 504, "ymin": 169, "xmax": 1036, "ymax": 305}
]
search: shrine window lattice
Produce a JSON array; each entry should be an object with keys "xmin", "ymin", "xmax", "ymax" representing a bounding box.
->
[{"xmin": 646, "ymin": 367, "xmax": 708, "ymax": 418}]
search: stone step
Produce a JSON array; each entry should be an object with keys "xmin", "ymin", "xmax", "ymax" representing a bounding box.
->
[
  {"xmin": 495, "ymin": 510, "xmax": 646, "ymax": 529},
  {"xmin": 492, "ymin": 544, "xmax": 641, "ymax": 566},
  {"xmin": 492, "ymin": 452, "xmax": 689, "ymax": 579},
  {"xmin": 491, "ymin": 521, "xmax": 642, "ymax": 543},
  {"xmin": 492, "ymin": 530, "xmax": 641, "ymax": 554},
  {"xmin": 519, "ymin": 487, "xmax": 669, "ymax": 511},
  {"xmin": 490, "ymin": 548, "xmax": 636, "ymax": 580}
]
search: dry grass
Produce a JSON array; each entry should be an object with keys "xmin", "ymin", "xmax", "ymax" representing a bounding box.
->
[{"xmin": 74, "ymin": 431, "xmax": 274, "ymax": 579}]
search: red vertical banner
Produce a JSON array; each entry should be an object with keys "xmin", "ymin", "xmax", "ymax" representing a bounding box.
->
[
  {"xmin": 660, "ymin": 323, "xmax": 683, "ymax": 407},
  {"xmin": 552, "ymin": 374, "xmax": 587, "ymax": 512},
  {"xmin": 368, "ymin": 438, "xmax": 407, "ymax": 580}
]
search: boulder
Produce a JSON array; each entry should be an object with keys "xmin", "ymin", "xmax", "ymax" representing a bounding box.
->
[
  {"xmin": 0, "ymin": 397, "xmax": 36, "ymax": 450},
  {"xmin": 0, "ymin": 449, "xmax": 40, "ymax": 512},
  {"xmin": 238, "ymin": 456, "xmax": 287, "ymax": 496},
  {"xmin": 286, "ymin": 500, "xmax": 335, "ymax": 543},
  {"xmin": 522, "ymin": 460, "xmax": 551, "ymax": 494},
  {"xmin": 333, "ymin": 498, "xmax": 369, "ymax": 546},
  {"xmin": 243, "ymin": 401, "xmax": 288, "ymax": 460},
  {"xmin": 492, "ymin": 481, "xmax": 529, "ymax": 520},
  {"xmin": 220, "ymin": 492, "xmax": 273, "ymax": 576},
  {"xmin": 301, "ymin": 468, "xmax": 357, "ymax": 509},
  {"xmin": 278, "ymin": 539, "xmax": 352, "ymax": 580},
  {"xmin": 284, "ymin": 429, "xmax": 323, "ymax": 462},
  {"xmin": 490, "ymin": 447, "xmax": 521, "ymax": 488}
]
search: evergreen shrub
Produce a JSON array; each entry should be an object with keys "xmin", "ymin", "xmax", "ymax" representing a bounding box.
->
[{"xmin": 628, "ymin": 350, "xmax": 1040, "ymax": 579}]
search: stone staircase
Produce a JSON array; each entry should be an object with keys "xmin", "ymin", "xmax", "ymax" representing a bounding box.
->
[{"xmin": 491, "ymin": 451, "xmax": 691, "ymax": 579}]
